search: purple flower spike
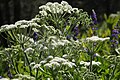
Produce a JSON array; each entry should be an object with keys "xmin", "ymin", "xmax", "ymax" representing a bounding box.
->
[
  {"xmin": 73, "ymin": 26, "xmax": 79, "ymax": 36},
  {"xmin": 112, "ymin": 30, "xmax": 119, "ymax": 34},
  {"xmin": 91, "ymin": 9, "xmax": 97, "ymax": 25},
  {"xmin": 111, "ymin": 40, "xmax": 119, "ymax": 44},
  {"xmin": 111, "ymin": 34, "xmax": 118, "ymax": 38},
  {"xmin": 111, "ymin": 27, "xmax": 119, "ymax": 49}
]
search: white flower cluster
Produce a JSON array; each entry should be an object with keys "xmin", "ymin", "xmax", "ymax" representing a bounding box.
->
[
  {"xmin": 86, "ymin": 36, "xmax": 110, "ymax": 42},
  {"xmin": 0, "ymin": 24, "xmax": 17, "ymax": 32},
  {"xmin": 0, "ymin": 78, "xmax": 19, "ymax": 80},
  {"xmin": 46, "ymin": 36, "xmax": 71, "ymax": 49},
  {"xmin": 62, "ymin": 61, "xmax": 76, "ymax": 68},
  {"xmin": 15, "ymin": 20, "xmax": 41, "ymax": 28},
  {"xmin": 44, "ymin": 57, "xmax": 76, "ymax": 69},
  {"xmin": 0, "ymin": 19, "xmax": 41, "ymax": 32},
  {"xmin": 40, "ymin": 56, "xmax": 53, "ymax": 65},
  {"xmin": 15, "ymin": 74, "xmax": 35, "ymax": 80},
  {"xmin": 39, "ymin": 1, "xmax": 79, "ymax": 16},
  {"xmin": 30, "ymin": 62, "xmax": 44, "ymax": 73},
  {"xmin": 15, "ymin": 20, "xmax": 31, "ymax": 28},
  {"xmin": 80, "ymin": 61, "xmax": 101, "ymax": 66}
]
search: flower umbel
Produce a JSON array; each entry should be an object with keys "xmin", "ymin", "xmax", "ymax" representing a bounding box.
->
[{"xmin": 86, "ymin": 36, "xmax": 110, "ymax": 42}]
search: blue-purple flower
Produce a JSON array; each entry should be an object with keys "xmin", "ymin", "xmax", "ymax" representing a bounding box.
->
[
  {"xmin": 111, "ymin": 29, "xmax": 119, "ymax": 38},
  {"xmin": 33, "ymin": 32, "xmax": 38, "ymax": 42},
  {"xmin": 91, "ymin": 9, "xmax": 97, "ymax": 25},
  {"xmin": 73, "ymin": 26, "xmax": 79, "ymax": 40},
  {"xmin": 73, "ymin": 26, "xmax": 79, "ymax": 36},
  {"xmin": 90, "ymin": 10, "xmax": 98, "ymax": 36},
  {"xmin": 0, "ymin": 76, "xmax": 2, "ymax": 79},
  {"xmin": 7, "ymin": 70, "xmax": 13, "ymax": 79},
  {"xmin": 111, "ymin": 25, "xmax": 119, "ymax": 50},
  {"xmin": 112, "ymin": 29, "xmax": 119, "ymax": 34},
  {"xmin": 66, "ymin": 35, "xmax": 71, "ymax": 40}
]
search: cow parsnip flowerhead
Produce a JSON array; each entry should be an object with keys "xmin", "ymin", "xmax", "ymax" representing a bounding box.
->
[
  {"xmin": 0, "ymin": 24, "xmax": 17, "ymax": 32},
  {"xmin": 37, "ymin": 1, "xmax": 92, "ymax": 33},
  {"xmin": 86, "ymin": 36, "xmax": 110, "ymax": 42},
  {"xmin": 39, "ymin": 1, "xmax": 72, "ymax": 15}
]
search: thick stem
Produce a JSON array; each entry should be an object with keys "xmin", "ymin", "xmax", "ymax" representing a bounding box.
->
[
  {"xmin": 11, "ymin": 57, "xmax": 19, "ymax": 74},
  {"xmin": 6, "ymin": 51, "xmax": 19, "ymax": 74},
  {"xmin": 21, "ymin": 44, "xmax": 32, "ymax": 76},
  {"xmin": 35, "ymin": 68, "xmax": 38, "ymax": 80},
  {"xmin": 89, "ymin": 42, "xmax": 94, "ymax": 72},
  {"xmin": 90, "ymin": 54, "xmax": 93, "ymax": 72}
]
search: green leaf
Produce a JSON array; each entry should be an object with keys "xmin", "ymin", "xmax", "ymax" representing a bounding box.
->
[{"xmin": 66, "ymin": 25, "xmax": 70, "ymax": 31}]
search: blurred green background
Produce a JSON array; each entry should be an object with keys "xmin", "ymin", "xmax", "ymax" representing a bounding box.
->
[{"xmin": 0, "ymin": 0, "xmax": 120, "ymax": 26}]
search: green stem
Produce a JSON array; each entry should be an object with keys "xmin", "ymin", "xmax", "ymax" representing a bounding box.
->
[
  {"xmin": 11, "ymin": 58, "xmax": 19, "ymax": 74},
  {"xmin": 8, "ymin": 52, "xmax": 19, "ymax": 74},
  {"xmin": 109, "ymin": 58, "xmax": 117, "ymax": 80},
  {"xmin": 90, "ymin": 54, "xmax": 93, "ymax": 72},
  {"xmin": 35, "ymin": 68, "xmax": 38, "ymax": 80},
  {"xmin": 89, "ymin": 42, "xmax": 94, "ymax": 72},
  {"xmin": 21, "ymin": 44, "xmax": 32, "ymax": 76}
]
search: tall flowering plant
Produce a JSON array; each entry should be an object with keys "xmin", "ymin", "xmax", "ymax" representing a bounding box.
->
[{"xmin": 0, "ymin": 1, "xmax": 92, "ymax": 80}]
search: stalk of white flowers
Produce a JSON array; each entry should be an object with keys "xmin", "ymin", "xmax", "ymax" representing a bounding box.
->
[
  {"xmin": 15, "ymin": 20, "xmax": 31, "ymax": 26},
  {"xmin": 86, "ymin": 36, "xmax": 110, "ymax": 42},
  {"xmin": 44, "ymin": 57, "xmax": 76, "ymax": 69},
  {"xmin": 49, "ymin": 57, "xmax": 67, "ymax": 63},
  {"xmin": 50, "ymin": 62, "xmax": 60, "ymax": 67},
  {"xmin": 39, "ymin": 1, "xmax": 72, "ymax": 15},
  {"xmin": 62, "ymin": 62, "xmax": 76, "ymax": 68},
  {"xmin": 80, "ymin": 61, "xmax": 101, "ymax": 66},
  {"xmin": 0, "ymin": 24, "xmax": 17, "ymax": 32},
  {"xmin": 85, "ymin": 36, "xmax": 109, "ymax": 72},
  {"xmin": 46, "ymin": 56, "xmax": 54, "ymax": 60}
]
